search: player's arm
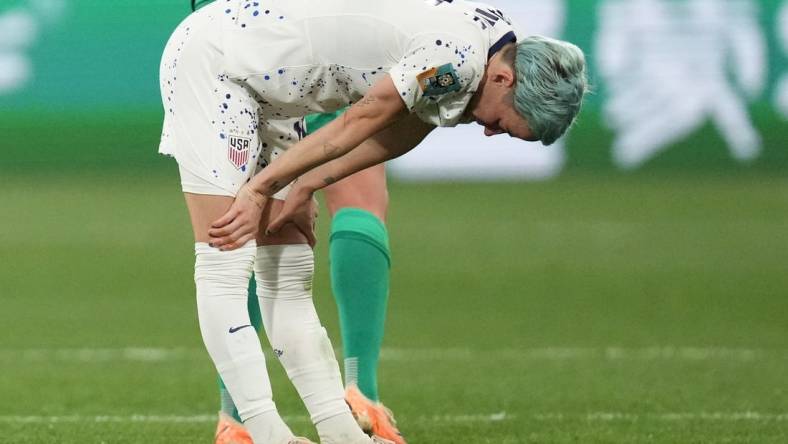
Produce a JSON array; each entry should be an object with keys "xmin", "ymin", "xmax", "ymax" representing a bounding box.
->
[
  {"xmin": 250, "ymin": 75, "xmax": 407, "ymax": 197},
  {"xmin": 298, "ymin": 112, "xmax": 434, "ymax": 192},
  {"xmin": 265, "ymin": 114, "xmax": 434, "ymax": 235},
  {"xmin": 208, "ymin": 75, "xmax": 407, "ymax": 248}
]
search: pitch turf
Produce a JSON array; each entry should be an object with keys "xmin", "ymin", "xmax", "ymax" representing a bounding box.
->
[{"xmin": 1, "ymin": 170, "xmax": 787, "ymax": 443}]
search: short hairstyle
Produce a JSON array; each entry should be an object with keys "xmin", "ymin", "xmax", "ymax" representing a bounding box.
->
[{"xmin": 508, "ymin": 36, "xmax": 588, "ymax": 145}]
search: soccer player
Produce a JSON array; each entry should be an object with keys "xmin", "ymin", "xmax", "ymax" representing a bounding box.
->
[
  {"xmin": 159, "ymin": 1, "xmax": 587, "ymax": 443},
  {"xmin": 186, "ymin": 3, "xmax": 402, "ymax": 443}
]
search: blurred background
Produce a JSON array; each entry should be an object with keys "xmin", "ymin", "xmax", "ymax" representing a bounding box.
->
[{"xmin": 1, "ymin": 0, "xmax": 787, "ymax": 442}]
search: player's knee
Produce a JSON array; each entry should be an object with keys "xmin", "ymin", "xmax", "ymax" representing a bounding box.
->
[
  {"xmin": 323, "ymin": 167, "xmax": 389, "ymax": 220},
  {"xmin": 194, "ymin": 241, "xmax": 257, "ymax": 300},
  {"xmin": 326, "ymin": 192, "xmax": 388, "ymax": 221},
  {"xmin": 254, "ymin": 244, "xmax": 314, "ymax": 300}
]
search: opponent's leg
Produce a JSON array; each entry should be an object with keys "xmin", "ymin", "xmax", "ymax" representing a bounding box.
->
[
  {"xmin": 323, "ymin": 166, "xmax": 390, "ymax": 402},
  {"xmin": 185, "ymin": 193, "xmax": 294, "ymax": 444},
  {"xmin": 306, "ymin": 111, "xmax": 391, "ymax": 402},
  {"xmin": 257, "ymin": 199, "xmax": 373, "ymax": 444},
  {"xmin": 322, "ymin": 166, "xmax": 405, "ymax": 444}
]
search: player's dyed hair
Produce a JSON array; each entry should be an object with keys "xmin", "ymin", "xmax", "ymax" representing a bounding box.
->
[{"xmin": 507, "ymin": 36, "xmax": 588, "ymax": 146}]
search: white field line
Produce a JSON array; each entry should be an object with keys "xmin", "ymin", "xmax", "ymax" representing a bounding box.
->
[
  {"xmin": 535, "ymin": 412, "xmax": 788, "ymax": 422},
  {"xmin": 1, "ymin": 411, "xmax": 786, "ymax": 425},
  {"xmin": 0, "ymin": 347, "xmax": 784, "ymax": 363},
  {"xmin": 0, "ymin": 412, "xmax": 512, "ymax": 424}
]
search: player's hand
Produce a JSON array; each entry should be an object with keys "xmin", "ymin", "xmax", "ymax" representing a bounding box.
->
[
  {"xmin": 208, "ymin": 184, "xmax": 268, "ymax": 251},
  {"xmin": 267, "ymin": 186, "xmax": 318, "ymax": 248}
]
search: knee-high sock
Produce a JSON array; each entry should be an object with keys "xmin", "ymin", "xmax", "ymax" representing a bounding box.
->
[
  {"xmin": 330, "ymin": 208, "xmax": 390, "ymax": 402},
  {"xmin": 256, "ymin": 244, "xmax": 368, "ymax": 443},
  {"xmin": 218, "ymin": 277, "xmax": 263, "ymax": 421},
  {"xmin": 194, "ymin": 242, "xmax": 292, "ymax": 443}
]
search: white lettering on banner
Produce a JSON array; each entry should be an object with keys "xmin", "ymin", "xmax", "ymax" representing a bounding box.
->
[
  {"xmin": 0, "ymin": 1, "xmax": 66, "ymax": 95},
  {"xmin": 775, "ymin": 1, "xmax": 788, "ymax": 119},
  {"xmin": 390, "ymin": 0, "xmax": 568, "ymax": 181},
  {"xmin": 596, "ymin": 0, "xmax": 767, "ymax": 169}
]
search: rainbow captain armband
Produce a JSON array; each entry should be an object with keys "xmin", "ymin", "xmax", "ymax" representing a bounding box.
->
[{"xmin": 417, "ymin": 63, "xmax": 461, "ymax": 97}]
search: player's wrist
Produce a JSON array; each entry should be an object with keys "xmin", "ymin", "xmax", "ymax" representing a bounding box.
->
[
  {"xmin": 251, "ymin": 171, "xmax": 288, "ymax": 197},
  {"xmin": 292, "ymin": 176, "xmax": 319, "ymax": 197}
]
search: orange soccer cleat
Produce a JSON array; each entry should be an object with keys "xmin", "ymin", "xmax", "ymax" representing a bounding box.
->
[
  {"xmin": 214, "ymin": 412, "xmax": 253, "ymax": 444},
  {"xmin": 214, "ymin": 412, "xmax": 315, "ymax": 444},
  {"xmin": 345, "ymin": 385, "xmax": 407, "ymax": 444}
]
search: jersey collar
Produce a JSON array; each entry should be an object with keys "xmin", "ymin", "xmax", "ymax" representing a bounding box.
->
[{"xmin": 488, "ymin": 30, "xmax": 517, "ymax": 60}]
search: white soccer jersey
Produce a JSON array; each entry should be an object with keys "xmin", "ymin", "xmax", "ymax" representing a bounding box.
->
[
  {"xmin": 159, "ymin": 0, "xmax": 518, "ymax": 197},
  {"xmin": 219, "ymin": 0, "xmax": 518, "ymax": 127}
]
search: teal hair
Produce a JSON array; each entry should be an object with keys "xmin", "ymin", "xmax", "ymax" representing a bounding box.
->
[{"xmin": 512, "ymin": 36, "xmax": 588, "ymax": 146}]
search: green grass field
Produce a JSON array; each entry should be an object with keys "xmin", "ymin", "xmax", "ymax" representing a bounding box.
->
[{"xmin": 1, "ymin": 170, "xmax": 787, "ymax": 443}]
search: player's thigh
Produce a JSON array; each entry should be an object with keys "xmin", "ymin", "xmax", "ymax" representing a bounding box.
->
[
  {"xmin": 323, "ymin": 163, "xmax": 388, "ymax": 221},
  {"xmin": 183, "ymin": 191, "xmax": 307, "ymax": 245},
  {"xmin": 255, "ymin": 198, "xmax": 310, "ymax": 246},
  {"xmin": 183, "ymin": 193, "xmax": 235, "ymax": 243}
]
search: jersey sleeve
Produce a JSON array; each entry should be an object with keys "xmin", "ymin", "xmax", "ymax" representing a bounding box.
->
[{"xmin": 389, "ymin": 35, "xmax": 483, "ymax": 127}]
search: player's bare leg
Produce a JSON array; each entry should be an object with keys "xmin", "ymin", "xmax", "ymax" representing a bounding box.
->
[{"xmin": 324, "ymin": 163, "xmax": 388, "ymax": 220}]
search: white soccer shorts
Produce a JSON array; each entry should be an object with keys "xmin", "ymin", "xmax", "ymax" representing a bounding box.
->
[{"xmin": 158, "ymin": 4, "xmax": 304, "ymax": 200}]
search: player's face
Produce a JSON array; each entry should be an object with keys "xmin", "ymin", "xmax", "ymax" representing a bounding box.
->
[
  {"xmin": 472, "ymin": 97, "xmax": 536, "ymax": 141},
  {"xmin": 466, "ymin": 60, "xmax": 538, "ymax": 142}
]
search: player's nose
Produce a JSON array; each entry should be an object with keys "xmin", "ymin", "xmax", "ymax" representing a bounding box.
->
[{"xmin": 484, "ymin": 126, "xmax": 503, "ymax": 137}]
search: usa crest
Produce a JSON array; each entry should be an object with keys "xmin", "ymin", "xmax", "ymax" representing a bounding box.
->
[
  {"xmin": 417, "ymin": 63, "xmax": 461, "ymax": 97},
  {"xmin": 227, "ymin": 135, "xmax": 251, "ymax": 170}
]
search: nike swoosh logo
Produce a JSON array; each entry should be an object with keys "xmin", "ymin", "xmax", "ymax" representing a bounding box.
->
[{"xmin": 228, "ymin": 324, "xmax": 252, "ymax": 333}]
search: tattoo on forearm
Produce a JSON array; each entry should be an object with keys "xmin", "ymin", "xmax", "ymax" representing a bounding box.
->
[{"xmin": 323, "ymin": 176, "xmax": 337, "ymax": 186}]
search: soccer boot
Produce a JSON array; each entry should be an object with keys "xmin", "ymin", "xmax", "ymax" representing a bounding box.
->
[
  {"xmin": 214, "ymin": 412, "xmax": 253, "ymax": 444},
  {"xmin": 345, "ymin": 384, "xmax": 407, "ymax": 444}
]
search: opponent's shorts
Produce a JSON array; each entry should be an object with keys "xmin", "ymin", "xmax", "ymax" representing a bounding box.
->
[{"xmin": 158, "ymin": 2, "xmax": 304, "ymax": 200}]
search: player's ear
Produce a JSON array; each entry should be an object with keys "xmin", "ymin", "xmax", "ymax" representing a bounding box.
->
[{"xmin": 491, "ymin": 63, "xmax": 516, "ymax": 89}]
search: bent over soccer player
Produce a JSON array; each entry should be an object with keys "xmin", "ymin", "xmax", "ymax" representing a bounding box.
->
[
  {"xmin": 159, "ymin": 0, "xmax": 587, "ymax": 443},
  {"xmin": 187, "ymin": 4, "xmax": 399, "ymax": 444}
]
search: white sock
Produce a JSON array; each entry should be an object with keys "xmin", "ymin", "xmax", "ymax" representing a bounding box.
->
[
  {"xmin": 245, "ymin": 410, "xmax": 294, "ymax": 444},
  {"xmin": 256, "ymin": 244, "xmax": 368, "ymax": 443},
  {"xmin": 194, "ymin": 242, "xmax": 292, "ymax": 443}
]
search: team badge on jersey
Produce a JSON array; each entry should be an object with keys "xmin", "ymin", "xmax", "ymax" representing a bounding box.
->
[
  {"xmin": 417, "ymin": 63, "xmax": 461, "ymax": 97},
  {"xmin": 228, "ymin": 135, "xmax": 251, "ymax": 170}
]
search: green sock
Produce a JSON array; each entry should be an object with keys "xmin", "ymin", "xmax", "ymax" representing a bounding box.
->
[
  {"xmin": 218, "ymin": 275, "xmax": 263, "ymax": 421},
  {"xmin": 330, "ymin": 208, "xmax": 391, "ymax": 402}
]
